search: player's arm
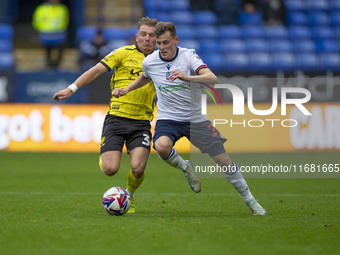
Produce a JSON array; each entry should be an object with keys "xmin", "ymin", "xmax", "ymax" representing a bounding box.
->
[
  {"xmin": 112, "ymin": 74, "xmax": 151, "ymax": 98},
  {"xmin": 170, "ymin": 67, "xmax": 219, "ymax": 85},
  {"xmin": 53, "ymin": 62, "xmax": 108, "ymax": 101}
]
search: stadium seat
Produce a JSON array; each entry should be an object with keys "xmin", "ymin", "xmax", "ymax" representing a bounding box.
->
[
  {"xmin": 285, "ymin": 0, "xmax": 306, "ymax": 11},
  {"xmin": 312, "ymin": 26, "xmax": 334, "ymax": 39},
  {"xmin": 199, "ymin": 39, "xmax": 221, "ymax": 54},
  {"xmin": 319, "ymin": 53, "xmax": 340, "ymax": 71},
  {"xmin": 308, "ymin": 11, "xmax": 330, "ymax": 26},
  {"xmin": 245, "ymin": 39, "xmax": 268, "ymax": 53},
  {"xmin": 264, "ymin": 25, "xmax": 288, "ymax": 39},
  {"xmin": 329, "ymin": 0, "xmax": 340, "ymax": 10},
  {"xmin": 292, "ymin": 39, "xmax": 316, "ymax": 53},
  {"xmin": 108, "ymin": 39, "xmax": 129, "ymax": 50},
  {"xmin": 220, "ymin": 39, "xmax": 246, "ymax": 53},
  {"xmin": 103, "ymin": 27, "xmax": 128, "ymax": 40},
  {"xmin": 288, "ymin": 26, "xmax": 312, "ymax": 39},
  {"xmin": 77, "ymin": 26, "xmax": 97, "ymax": 41},
  {"xmin": 196, "ymin": 25, "xmax": 219, "ymax": 39},
  {"xmin": 178, "ymin": 39, "xmax": 200, "ymax": 51},
  {"xmin": 223, "ymin": 53, "xmax": 249, "ymax": 71},
  {"xmin": 0, "ymin": 52, "xmax": 14, "ymax": 69},
  {"xmin": 200, "ymin": 53, "xmax": 223, "ymax": 72},
  {"xmin": 239, "ymin": 11, "xmax": 262, "ymax": 25},
  {"xmin": 219, "ymin": 25, "xmax": 243, "ymax": 39},
  {"xmin": 306, "ymin": 0, "xmax": 329, "ymax": 11},
  {"xmin": 0, "ymin": 39, "xmax": 13, "ymax": 52},
  {"xmin": 176, "ymin": 25, "xmax": 196, "ymax": 39},
  {"xmin": 287, "ymin": 11, "xmax": 309, "ymax": 25},
  {"xmin": 169, "ymin": 11, "xmax": 194, "ymax": 25},
  {"xmin": 330, "ymin": 11, "xmax": 340, "ymax": 26},
  {"xmin": 0, "ymin": 24, "xmax": 13, "ymax": 39},
  {"xmin": 272, "ymin": 53, "xmax": 297, "ymax": 71},
  {"xmin": 249, "ymin": 53, "xmax": 273, "ymax": 71},
  {"xmin": 315, "ymin": 39, "xmax": 340, "ymax": 53},
  {"xmin": 242, "ymin": 25, "xmax": 264, "ymax": 38},
  {"xmin": 335, "ymin": 27, "xmax": 340, "ymax": 40},
  {"xmin": 154, "ymin": 12, "xmax": 169, "ymax": 22},
  {"xmin": 171, "ymin": 0, "xmax": 191, "ymax": 11},
  {"xmin": 193, "ymin": 11, "xmax": 217, "ymax": 25},
  {"xmin": 143, "ymin": 0, "xmax": 157, "ymax": 11},
  {"xmin": 296, "ymin": 53, "xmax": 319, "ymax": 71},
  {"xmin": 269, "ymin": 40, "xmax": 293, "ymax": 52}
]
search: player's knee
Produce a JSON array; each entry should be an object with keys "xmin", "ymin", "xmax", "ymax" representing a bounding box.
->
[
  {"xmin": 102, "ymin": 164, "xmax": 119, "ymax": 176},
  {"xmin": 154, "ymin": 142, "xmax": 172, "ymax": 158},
  {"xmin": 131, "ymin": 161, "xmax": 146, "ymax": 177}
]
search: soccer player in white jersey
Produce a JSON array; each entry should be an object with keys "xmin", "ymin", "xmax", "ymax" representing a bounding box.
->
[{"xmin": 113, "ymin": 22, "xmax": 266, "ymax": 215}]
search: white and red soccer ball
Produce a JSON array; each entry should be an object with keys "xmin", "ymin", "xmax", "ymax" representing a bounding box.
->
[{"xmin": 102, "ymin": 187, "xmax": 131, "ymax": 216}]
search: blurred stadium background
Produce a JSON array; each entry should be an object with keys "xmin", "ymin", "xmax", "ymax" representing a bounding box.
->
[{"xmin": 0, "ymin": 0, "xmax": 339, "ymax": 153}]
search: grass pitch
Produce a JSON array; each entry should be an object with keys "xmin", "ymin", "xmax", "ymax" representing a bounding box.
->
[{"xmin": 0, "ymin": 151, "xmax": 339, "ymax": 255}]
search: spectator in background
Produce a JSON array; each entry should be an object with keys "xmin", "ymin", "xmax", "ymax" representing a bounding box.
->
[
  {"xmin": 242, "ymin": 0, "xmax": 260, "ymax": 13},
  {"xmin": 214, "ymin": 0, "xmax": 241, "ymax": 25},
  {"xmin": 262, "ymin": 0, "xmax": 286, "ymax": 26},
  {"xmin": 190, "ymin": 0, "xmax": 214, "ymax": 10},
  {"xmin": 80, "ymin": 29, "xmax": 111, "ymax": 68},
  {"xmin": 32, "ymin": 0, "xmax": 69, "ymax": 67}
]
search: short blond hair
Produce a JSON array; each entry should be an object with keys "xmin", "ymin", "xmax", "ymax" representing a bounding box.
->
[{"xmin": 137, "ymin": 17, "xmax": 158, "ymax": 31}]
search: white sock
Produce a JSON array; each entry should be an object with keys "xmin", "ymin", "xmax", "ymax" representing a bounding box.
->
[
  {"xmin": 224, "ymin": 163, "xmax": 254, "ymax": 202},
  {"xmin": 158, "ymin": 148, "xmax": 187, "ymax": 171}
]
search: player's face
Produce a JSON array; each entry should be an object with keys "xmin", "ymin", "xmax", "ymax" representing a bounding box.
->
[
  {"xmin": 136, "ymin": 25, "xmax": 156, "ymax": 55},
  {"xmin": 156, "ymin": 31, "xmax": 179, "ymax": 60}
]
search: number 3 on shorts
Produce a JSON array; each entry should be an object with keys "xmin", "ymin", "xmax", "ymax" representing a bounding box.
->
[{"xmin": 142, "ymin": 134, "xmax": 150, "ymax": 146}]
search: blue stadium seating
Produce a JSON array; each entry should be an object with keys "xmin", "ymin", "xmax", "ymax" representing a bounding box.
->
[
  {"xmin": 264, "ymin": 25, "xmax": 288, "ymax": 39},
  {"xmin": 76, "ymin": 26, "xmax": 97, "ymax": 41},
  {"xmin": 169, "ymin": 11, "xmax": 194, "ymax": 25},
  {"xmin": 178, "ymin": 39, "xmax": 200, "ymax": 51},
  {"xmin": 193, "ymin": 11, "xmax": 217, "ymax": 25},
  {"xmin": 201, "ymin": 54, "xmax": 223, "ymax": 72},
  {"xmin": 306, "ymin": 0, "xmax": 329, "ymax": 11},
  {"xmin": 199, "ymin": 39, "xmax": 221, "ymax": 54},
  {"xmin": 103, "ymin": 27, "xmax": 128, "ymax": 40},
  {"xmin": 315, "ymin": 39, "xmax": 340, "ymax": 53},
  {"xmin": 269, "ymin": 39, "xmax": 293, "ymax": 53},
  {"xmin": 220, "ymin": 39, "xmax": 246, "ymax": 53},
  {"xmin": 308, "ymin": 11, "xmax": 330, "ymax": 26},
  {"xmin": 288, "ymin": 26, "xmax": 312, "ymax": 39},
  {"xmin": 285, "ymin": 0, "xmax": 306, "ymax": 11},
  {"xmin": 249, "ymin": 53, "xmax": 273, "ymax": 71},
  {"xmin": 176, "ymin": 25, "xmax": 196, "ymax": 39},
  {"xmin": 296, "ymin": 53, "xmax": 319, "ymax": 70},
  {"xmin": 287, "ymin": 11, "xmax": 309, "ymax": 25},
  {"xmin": 219, "ymin": 25, "xmax": 243, "ymax": 39},
  {"xmin": 242, "ymin": 25, "xmax": 264, "ymax": 38},
  {"xmin": 0, "ymin": 52, "xmax": 14, "ymax": 69},
  {"xmin": 330, "ymin": 11, "xmax": 340, "ymax": 26},
  {"xmin": 196, "ymin": 25, "xmax": 219, "ymax": 39},
  {"xmin": 319, "ymin": 53, "xmax": 340, "ymax": 71},
  {"xmin": 0, "ymin": 39, "xmax": 13, "ymax": 52},
  {"xmin": 223, "ymin": 53, "xmax": 249, "ymax": 71},
  {"xmin": 312, "ymin": 26, "xmax": 334, "ymax": 39},
  {"xmin": 245, "ymin": 39, "xmax": 268, "ymax": 53},
  {"xmin": 292, "ymin": 39, "xmax": 316, "ymax": 53},
  {"xmin": 272, "ymin": 53, "xmax": 297, "ymax": 71},
  {"xmin": 329, "ymin": 0, "xmax": 340, "ymax": 10}
]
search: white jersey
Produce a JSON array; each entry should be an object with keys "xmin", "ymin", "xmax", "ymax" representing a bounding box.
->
[{"xmin": 142, "ymin": 47, "xmax": 209, "ymax": 123}]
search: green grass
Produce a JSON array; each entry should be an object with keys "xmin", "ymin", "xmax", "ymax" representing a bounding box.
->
[{"xmin": 0, "ymin": 152, "xmax": 339, "ymax": 255}]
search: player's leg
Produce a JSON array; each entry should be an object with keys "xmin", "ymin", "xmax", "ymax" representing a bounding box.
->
[
  {"xmin": 125, "ymin": 124, "xmax": 152, "ymax": 213},
  {"xmin": 155, "ymin": 136, "xmax": 201, "ymax": 193},
  {"xmin": 100, "ymin": 150, "xmax": 122, "ymax": 176}
]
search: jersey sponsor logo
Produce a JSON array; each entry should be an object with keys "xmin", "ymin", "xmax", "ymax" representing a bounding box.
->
[
  {"xmin": 111, "ymin": 104, "xmax": 120, "ymax": 109},
  {"xmin": 130, "ymin": 69, "xmax": 142, "ymax": 76},
  {"xmin": 158, "ymin": 83, "xmax": 187, "ymax": 93}
]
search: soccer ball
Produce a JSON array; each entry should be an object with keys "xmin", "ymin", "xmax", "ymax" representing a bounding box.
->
[{"xmin": 102, "ymin": 187, "xmax": 131, "ymax": 216}]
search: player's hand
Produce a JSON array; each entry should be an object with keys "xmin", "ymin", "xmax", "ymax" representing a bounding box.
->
[
  {"xmin": 169, "ymin": 70, "xmax": 190, "ymax": 82},
  {"xmin": 53, "ymin": 88, "xmax": 73, "ymax": 101},
  {"xmin": 112, "ymin": 88, "xmax": 127, "ymax": 98}
]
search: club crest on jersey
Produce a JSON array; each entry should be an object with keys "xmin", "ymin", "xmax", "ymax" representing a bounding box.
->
[{"xmin": 165, "ymin": 64, "xmax": 173, "ymax": 81}]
